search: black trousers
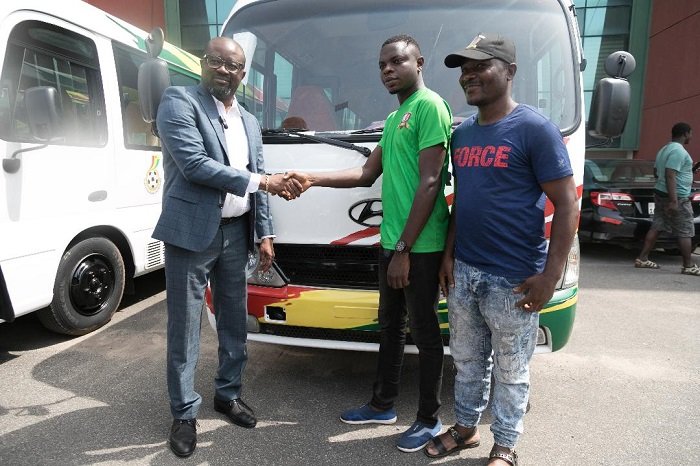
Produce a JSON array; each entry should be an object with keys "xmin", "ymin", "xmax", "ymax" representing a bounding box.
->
[{"xmin": 370, "ymin": 249, "xmax": 444, "ymax": 426}]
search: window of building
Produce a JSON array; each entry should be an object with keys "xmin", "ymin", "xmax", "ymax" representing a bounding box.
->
[
  {"xmin": 577, "ymin": 0, "xmax": 632, "ymax": 147},
  {"xmin": 179, "ymin": 0, "xmax": 237, "ymax": 57}
]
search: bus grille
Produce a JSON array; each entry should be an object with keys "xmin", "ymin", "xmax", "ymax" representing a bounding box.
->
[{"xmin": 273, "ymin": 244, "xmax": 379, "ymax": 289}]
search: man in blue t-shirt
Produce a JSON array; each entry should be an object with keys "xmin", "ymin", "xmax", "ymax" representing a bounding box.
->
[
  {"xmin": 423, "ymin": 33, "xmax": 579, "ymax": 466},
  {"xmin": 635, "ymin": 122, "xmax": 699, "ymax": 275}
]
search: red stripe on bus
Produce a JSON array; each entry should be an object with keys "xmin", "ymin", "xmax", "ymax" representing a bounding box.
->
[{"xmin": 331, "ymin": 227, "xmax": 380, "ymax": 245}]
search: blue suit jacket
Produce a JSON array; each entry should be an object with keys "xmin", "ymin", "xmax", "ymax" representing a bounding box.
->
[{"xmin": 153, "ymin": 84, "xmax": 273, "ymax": 252}]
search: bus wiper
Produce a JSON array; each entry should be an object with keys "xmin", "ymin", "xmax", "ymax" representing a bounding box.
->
[
  {"xmin": 350, "ymin": 127, "xmax": 384, "ymax": 134},
  {"xmin": 262, "ymin": 129, "xmax": 371, "ymax": 157}
]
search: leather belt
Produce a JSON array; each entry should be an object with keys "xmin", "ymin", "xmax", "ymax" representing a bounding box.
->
[{"xmin": 220, "ymin": 216, "xmax": 239, "ymax": 225}]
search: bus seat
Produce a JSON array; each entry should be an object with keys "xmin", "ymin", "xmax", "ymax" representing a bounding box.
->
[
  {"xmin": 281, "ymin": 116, "xmax": 308, "ymax": 130},
  {"xmin": 286, "ymin": 85, "xmax": 336, "ymax": 131}
]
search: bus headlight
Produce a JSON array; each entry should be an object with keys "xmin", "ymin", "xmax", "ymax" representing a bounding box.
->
[
  {"xmin": 560, "ymin": 236, "xmax": 580, "ymax": 289},
  {"xmin": 247, "ymin": 250, "xmax": 288, "ymax": 288}
]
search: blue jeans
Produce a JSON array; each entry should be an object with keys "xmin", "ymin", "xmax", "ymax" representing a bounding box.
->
[
  {"xmin": 370, "ymin": 250, "xmax": 444, "ymax": 426},
  {"xmin": 448, "ymin": 259, "xmax": 538, "ymax": 448},
  {"xmin": 164, "ymin": 216, "xmax": 249, "ymax": 419}
]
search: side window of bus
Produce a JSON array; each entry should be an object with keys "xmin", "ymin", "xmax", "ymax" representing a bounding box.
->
[
  {"xmin": 114, "ymin": 47, "xmax": 159, "ymax": 149},
  {"xmin": 114, "ymin": 45, "xmax": 199, "ymax": 149},
  {"xmin": 0, "ymin": 20, "xmax": 106, "ymax": 146}
]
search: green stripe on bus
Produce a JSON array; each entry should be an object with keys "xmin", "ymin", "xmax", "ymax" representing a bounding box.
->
[{"xmin": 350, "ymin": 287, "xmax": 577, "ymax": 349}]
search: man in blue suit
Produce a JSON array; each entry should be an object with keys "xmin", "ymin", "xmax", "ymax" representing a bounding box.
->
[{"xmin": 154, "ymin": 37, "xmax": 299, "ymax": 458}]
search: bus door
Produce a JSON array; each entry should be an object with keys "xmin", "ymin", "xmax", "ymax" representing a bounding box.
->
[{"xmin": 0, "ymin": 16, "xmax": 111, "ymax": 313}]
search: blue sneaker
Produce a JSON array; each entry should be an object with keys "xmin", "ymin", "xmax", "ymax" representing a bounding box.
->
[
  {"xmin": 396, "ymin": 419, "xmax": 442, "ymax": 453},
  {"xmin": 340, "ymin": 404, "xmax": 397, "ymax": 425}
]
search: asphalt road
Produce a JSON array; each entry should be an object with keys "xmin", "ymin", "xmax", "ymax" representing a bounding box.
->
[{"xmin": 0, "ymin": 244, "xmax": 698, "ymax": 465}]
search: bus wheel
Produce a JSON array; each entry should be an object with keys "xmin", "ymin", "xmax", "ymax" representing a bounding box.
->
[{"xmin": 38, "ymin": 237, "xmax": 125, "ymax": 336}]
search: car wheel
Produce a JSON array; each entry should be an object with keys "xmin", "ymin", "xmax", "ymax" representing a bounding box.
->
[{"xmin": 38, "ymin": 237, "xmax": 125, "ymax": 335}]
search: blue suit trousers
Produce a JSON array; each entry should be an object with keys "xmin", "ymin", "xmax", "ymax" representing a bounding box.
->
[{"xmin": 164, "ymin": 216, "xmax": 249, "ymax": 419}]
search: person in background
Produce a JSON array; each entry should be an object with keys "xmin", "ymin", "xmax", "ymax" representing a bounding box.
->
[{"xmin": 635, "ymin": 122, "xmax": 699, "ymax": 275}]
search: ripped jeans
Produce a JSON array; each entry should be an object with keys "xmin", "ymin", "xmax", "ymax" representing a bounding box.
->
[{"xmin": 448, "ymin": 259, "xmax": 539, "ymax": 449}]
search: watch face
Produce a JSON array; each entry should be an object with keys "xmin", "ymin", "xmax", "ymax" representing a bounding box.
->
[{"xmin": 395, "ymin": 240, "xmax": 406, "ymax": 253}]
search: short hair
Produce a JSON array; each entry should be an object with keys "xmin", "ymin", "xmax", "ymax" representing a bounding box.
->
[
  {"xmin": 672, "ymin": 122, "xmax": 691, "ymax": 138},
  {"xmin": 382, "ymin": 34, "xmax": 421, "ymax": 54}
]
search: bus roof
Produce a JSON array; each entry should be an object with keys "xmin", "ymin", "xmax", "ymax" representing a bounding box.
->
[{"xmin": 0, "ymin": 0, "xmax": 200, "ymax": 77}]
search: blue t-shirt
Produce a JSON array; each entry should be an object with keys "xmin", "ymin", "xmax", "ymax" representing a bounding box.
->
[{"xmin": 451, "ymin": 104, "xmax": 572, "ymax": 281}]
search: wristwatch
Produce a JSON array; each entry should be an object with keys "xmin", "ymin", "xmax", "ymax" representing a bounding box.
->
[{"xmin": 395, "ymin": 240, "xmax": 410, "ymax": 254}]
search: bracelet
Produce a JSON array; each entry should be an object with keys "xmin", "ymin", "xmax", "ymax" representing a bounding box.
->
[{"xmin": 265, "ymin": 174, "xmax": 270, "ymax": 192}]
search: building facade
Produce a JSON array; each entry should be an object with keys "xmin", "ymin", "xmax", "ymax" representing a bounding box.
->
[
  {"xmin": 85, "ymin": 0, "xmax": 698, "ymax": 162},
  {"xmin": 638, "ymin": 1, "xmax": 699, "ymax": 160}
]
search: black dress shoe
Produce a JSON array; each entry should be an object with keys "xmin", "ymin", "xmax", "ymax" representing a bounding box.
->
[
  {"xmin": 214, "ymin": 397, "xmax": 257, "ymax": 428},
  {"xmin": 169, "ymin": 419, "xmax": 197, "ymax": 457}
]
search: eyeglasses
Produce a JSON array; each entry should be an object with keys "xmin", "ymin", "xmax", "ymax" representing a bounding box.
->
[{"xmin": 202, "ymin": 55, "xmax": 245, "ymax": 73}]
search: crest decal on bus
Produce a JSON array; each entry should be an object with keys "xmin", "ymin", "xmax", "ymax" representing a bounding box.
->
[{"xmin": 144, "ymin": 154, "xmax": 162, "ymax": 193}]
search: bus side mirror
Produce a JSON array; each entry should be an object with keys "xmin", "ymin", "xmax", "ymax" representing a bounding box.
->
[
  {"xmin": 588, "ymin": 51, "xmax": 636, "ymax": 140},
  {"xmin": 3, "ymin": 86, "xmax": 60, "ymax": 174},
  {"xmin": 137, "ymin": 28, "xmax": 171, "ymax": 134},
  {"xmin": 25, "ymin": 86, "xmax": 60, "ymax": 141}
]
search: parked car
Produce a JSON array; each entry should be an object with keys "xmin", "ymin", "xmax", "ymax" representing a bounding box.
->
[{"xmin": 579, "ymin": 159, "xmax": 700, "ymax": 250}]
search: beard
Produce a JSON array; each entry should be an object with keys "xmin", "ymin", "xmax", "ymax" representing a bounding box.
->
[{"xmin": 208, "ymin": 84, "xmax": 234, "ymax": 101}]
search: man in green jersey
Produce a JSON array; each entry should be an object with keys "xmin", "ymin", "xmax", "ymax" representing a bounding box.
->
[
  {"xmin": 287, "ymin": 34, "xmax": 452, "ymax": 452},
  {"xmin": 635, "ymin": 122, "xmax": 699, "ymax": 275}
]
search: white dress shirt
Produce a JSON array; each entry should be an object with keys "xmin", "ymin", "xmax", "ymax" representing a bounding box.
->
[{"xmin": 213, "ymin": 96, "xmax": 262, "ymax": 218}]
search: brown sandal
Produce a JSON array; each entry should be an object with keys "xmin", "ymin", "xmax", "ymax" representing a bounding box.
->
[
  {"xmin": 488, "ymin": 444, "xmax": 518, "ymax": 466},
  {"xmin": 424, "ymin": 425, "xmax": 479, "ymax": 458}
]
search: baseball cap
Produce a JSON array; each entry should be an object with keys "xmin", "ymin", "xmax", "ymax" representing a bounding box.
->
[{"xmin": 444, "ymin": 33, "xmax": 516, "ymax": 68}]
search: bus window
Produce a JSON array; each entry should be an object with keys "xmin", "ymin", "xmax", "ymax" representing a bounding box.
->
[
  {"xmin": 115, "ymin": 47, "xmax": 159, "ymax": 149},
  {"xmin": 114, "ymin": 46, "xmax": 199, "ymax": 150},
  {"xmin": 0, "ymin": 20, "xmax": 106, "ymax": 146},
  {"xmin": 226, "ymin": 2, "xmax": 578, "ymax": 134}
]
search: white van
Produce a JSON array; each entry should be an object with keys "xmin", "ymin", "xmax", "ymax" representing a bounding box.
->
[{"xmin": 0, "ymin": 0, "xmax": 200, "ymax": 334}]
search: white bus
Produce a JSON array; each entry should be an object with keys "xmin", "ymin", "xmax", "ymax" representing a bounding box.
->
[
  {"xmin": 137, "ymin": 0, "xmax": 633, "ymax": 353},
  {"xmin": 0, "ymin": 1, "xmax": 200, "ymax": 334}
]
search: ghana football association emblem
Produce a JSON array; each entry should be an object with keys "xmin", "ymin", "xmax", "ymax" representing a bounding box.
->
[
  {"xmin": 144, "ymin": 154, "xmax": 162, "ymax": 193},
  {"xmin": 398, "ymin": 112, "xmax": 412, "ymax": 129}
]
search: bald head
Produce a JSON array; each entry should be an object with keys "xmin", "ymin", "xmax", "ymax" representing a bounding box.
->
[{"xmin": 205, "ymin": 37, "xmax": 245, "ymax": 61}]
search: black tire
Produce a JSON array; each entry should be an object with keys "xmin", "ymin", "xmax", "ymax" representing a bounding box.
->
[{"xmin": 38, "ymin": 237, "xmax": 125, "ymax": 335}]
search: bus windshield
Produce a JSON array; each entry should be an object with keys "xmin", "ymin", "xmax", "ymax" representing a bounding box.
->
[{"xmin": 223, "ymin": 0, "xmax": 580, "ymax": 135}]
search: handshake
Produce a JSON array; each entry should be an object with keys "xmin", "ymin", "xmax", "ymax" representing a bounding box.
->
[{"xmin": 262, "ymin": 172, "xmax": 312, "ymax": 200}]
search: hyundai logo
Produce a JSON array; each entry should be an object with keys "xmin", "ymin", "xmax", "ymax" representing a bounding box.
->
[{"xmin": 348, "ymin": 198, "xmax": 383, "ymax": 227}]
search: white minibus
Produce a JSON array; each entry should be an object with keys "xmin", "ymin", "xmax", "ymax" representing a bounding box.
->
[{"xmin": 0, "ymin": 0, "xmax": 200, "ymax": 334}]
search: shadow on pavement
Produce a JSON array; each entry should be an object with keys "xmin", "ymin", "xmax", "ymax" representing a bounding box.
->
[{"xmin": 0, "ymin": 300, "xmax": 496, "ymax": 466}]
